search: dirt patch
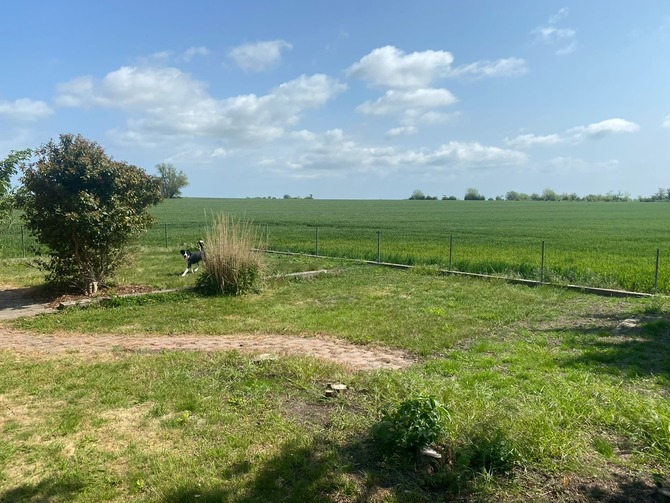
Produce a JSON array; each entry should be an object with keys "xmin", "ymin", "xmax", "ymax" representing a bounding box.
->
[
  {"xmin": 0, "ymin": 329, "xmax": 415, "ymax": 372},
  {"xmin": 1, "ymin": 286, "xmax": 416, "ymax": 371}
]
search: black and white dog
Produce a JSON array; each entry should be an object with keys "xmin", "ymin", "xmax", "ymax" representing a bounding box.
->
[{"xmin": 180, "ymin": 240, "xmax": 205, "ymax": 276}]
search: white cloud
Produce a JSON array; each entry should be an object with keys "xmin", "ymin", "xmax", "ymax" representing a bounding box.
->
[
  {"xmin": 347, "ymin": 46, "xmax": 454, "ymax": 89},
  {"xmin": 533, "ymin": 9, "xmax": 577, "ymax": 55},
  {"xmin": 279, "ymin": 130, "xmax": 526, "ymax": 176},
  {"xmin": 56, "ymin": 66, "xmax": 211, "ymax": 109},
  {"xmin": 549, "ymin": 7, "xmax": 570, "ymax": 24},
  {"xmin": 183, "ymin": 46, "xmax": 209, "ymax": 62},
  {"xmin": 56, "ymin": 66, "xmax": 345, "ymax": 145},
  {"xmin": 348, "ymin": 46, "xmax": 526, "ymax": 134},
  {"xmin": 662, "ymin": 115, "xmax": 670, "ymax": 128},
  {"xmin": 449, "ymin": 58, "xmax": 528, "ymax": 79},
  {"xmin": 568, "ymin": 118, "xmax": 640, "ymax": 139},
  {"xmin": 228, "ymin": 40, "xmax": 292, "ymax": 73},
  {"xmin": 505, "ymin": 133, "xmax": 563, "ymax": 148},
  {"xmin": 356, "ymin": 88, "xmax": 457, "ymax": 115},
  {"xmin": 347, "ymin": 46, "xmax": 526, "ymax": 89},
  {"xmin": 425, "ymin": 141, "xmax": 527, "ymax": 167},
  {"xmin": 0, "ymin": 98, "xmax": 53, "ymax": 122},
  {"xmin": 507, "ymin": 118, "xmax": 640, "ymax": 148},
  {"xmin": 386, "ymin": 126, "xmax": 418, "ymax": 137}
]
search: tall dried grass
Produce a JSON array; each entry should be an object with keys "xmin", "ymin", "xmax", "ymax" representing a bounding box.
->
[{"xmin": 197, "ymin": 213, "xmax": 265, "ymax": 295}]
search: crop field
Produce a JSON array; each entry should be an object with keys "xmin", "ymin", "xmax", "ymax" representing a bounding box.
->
[{"xmin": 2, "ymin": 198, "xmax": 669, "ymax": 293}]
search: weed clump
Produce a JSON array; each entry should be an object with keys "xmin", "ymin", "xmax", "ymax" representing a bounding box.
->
[
  {"xmin": 196, "ymin": 213, "xmax": 265, "ymax": 295},
  {"xmin": 373, "ymin": 395, "xmax": 450, "ymax": 457}
]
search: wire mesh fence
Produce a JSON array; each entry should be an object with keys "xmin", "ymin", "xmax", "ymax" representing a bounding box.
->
[{"xmin": 0, "ymin": 222, "xmax": 665, "ymax": 293}]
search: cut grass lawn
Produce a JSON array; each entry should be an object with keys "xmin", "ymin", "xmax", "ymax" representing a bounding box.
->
[{"xmin": 1, "ymin": 253, "xmax": 669, "ymax": 501}]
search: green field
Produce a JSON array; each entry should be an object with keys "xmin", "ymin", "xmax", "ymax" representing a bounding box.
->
[{"xmin": 2, "ymin": 198, "xmax": 669, "ymax": 293}]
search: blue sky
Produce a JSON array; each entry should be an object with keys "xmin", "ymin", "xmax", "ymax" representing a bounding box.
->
[{"xmin": 1, "ymin": 1, "xmax": 669, "ymax": 199}]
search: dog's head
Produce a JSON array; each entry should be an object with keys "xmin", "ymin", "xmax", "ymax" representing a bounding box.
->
[{"xmin": 180, "ymin": 249, "xmax": 190, "ymax": 260}]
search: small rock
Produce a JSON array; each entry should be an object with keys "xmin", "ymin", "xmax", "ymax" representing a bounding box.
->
[
  {"xmin": 419, "ymin": 446, "xmax": 442, "ymax": 459},
  {"xmin": 614, "ymin": 318, "xmax": 640, "ymax": 334},
  {"xmin": 328, "ymin": 383, "xmax": 348, "ymax": 391}
]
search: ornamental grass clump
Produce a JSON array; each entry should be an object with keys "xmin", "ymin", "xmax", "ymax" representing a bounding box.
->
[{"xmin": 197, "ymin": 213, "xmax": 265, "ymax": 295}]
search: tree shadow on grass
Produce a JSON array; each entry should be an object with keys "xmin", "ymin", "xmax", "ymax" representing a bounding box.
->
[
  {"xmin": 159, "ymin": 429, "xmax": 492, "ymax": 503},
  {"xmin": 0, "ymin": 475, "xmax": 84, "ymax": 502},
  {"xmin": 543, "ymin": 310, "xmax": 670, "ymax": 380},
  {"xmin": 158, "ymin": 425, "xmax": 527, "ymax": 503}
]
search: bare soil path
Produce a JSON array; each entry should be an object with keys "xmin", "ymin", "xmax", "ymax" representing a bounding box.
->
[{"xmin": 0, "ymin": 287, "xmax": 415, "ymax": 371}]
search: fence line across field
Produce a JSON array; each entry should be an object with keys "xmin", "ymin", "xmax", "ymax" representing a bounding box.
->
[{"xmin": 1, "ymin": 222, "xmax": 664, "ymax": 294}]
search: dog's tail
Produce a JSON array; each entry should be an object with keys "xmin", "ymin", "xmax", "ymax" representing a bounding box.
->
[{"xmin": 198, "ymin": 240, "xmax": 205, "ymax": 252}]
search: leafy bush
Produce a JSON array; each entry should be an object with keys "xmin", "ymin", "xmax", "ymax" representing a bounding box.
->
[
  {"xmin": 16, "ymin": 134, "xmax": 161, "ymax": 292},
  {"xmin": 373, "ymin": 395, "xmax": 450, "ymax": 456},
  {"xmin": 196, "ymin": 213, "xmax": 265, "ymax": 295}
]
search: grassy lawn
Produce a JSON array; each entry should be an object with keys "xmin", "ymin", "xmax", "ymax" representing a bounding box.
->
[{"xmin": 1, "ymin": 253, "xmax": 669, "ymax": 501}]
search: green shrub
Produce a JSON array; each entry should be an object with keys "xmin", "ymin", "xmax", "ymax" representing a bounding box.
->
[
  {"xmin": 196, "ymin": 213, "xmax": 265, "ymax": 295},
  {"xmin": 373, "ymin": 395, "xmax": 450, "ymax": 456}
]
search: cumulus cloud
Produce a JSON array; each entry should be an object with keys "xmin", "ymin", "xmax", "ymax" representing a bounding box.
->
[
  {"xmin": 505, "ymin": 133, "xmax": 563, "ymax": 148},
  {"xmin": 56, "ymin": 66, "xmax": 345, "ymax": 143},
  {"xmin": 282, "ymin": 129, "xmax": 526, "ymax": 175},
  {"xmin": 347, "ymin": 46, "xmax": 525, "ymax": 134},
  {"xmin": 533, "ymin": 8, "xmax": 577, "ymax": 55},
  {"xmin": 386, "ymin": 126, "xmax": 418, "ymax": 137},
  {"xmin": 0, "ymin": 98, "xmax": 53, "ymax": 122},
  {"xmin": 506, "ymin": 118, "xmax": 640, "ymax": 148},
  {"xmin": 356, "ymin": 88, "xmax": 457, "ymax": 115},
  {"xmin": 568, "ymin": 118, "xmax": 640, "ymax": 139},
  {"xmin": 347, "ymin": 46, "xmax": 526, "ymax": 88},
  {"xmin": 228, "ymin": 40, "xmax": 292, "ymax": 72},
  {"xmin": 347, "ymin": 45, "xmax": 454, "ymax": 89}
]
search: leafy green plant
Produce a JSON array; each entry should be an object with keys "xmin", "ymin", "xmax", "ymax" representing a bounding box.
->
[
  {"xmin": 15, "ymin": 134, "xmax": 162, "ymax": 292},
  {"xmin": 373, "ymin": 395, "xmax": 450, "ymax": 456}
]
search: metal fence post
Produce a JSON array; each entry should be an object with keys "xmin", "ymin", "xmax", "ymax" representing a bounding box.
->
[
  {"xmin": 164, "ymin": 223, "xmax": 168, "ymax": 248},
  {"xmin": 377, "ymin": 230, "xmax": 382, "ymax": 263},
  {"xmin": 540, "ymin": 240, "xmax": 545, "ymax": 283},
  {"xmin": 654, "ymin": 248, "xmax": 660, "ymax": 293},
  {"xmin": 21, "ymin": 226, "xmax": 26, "ymax": 258},
  {"xmin": 449, "ymin": 234, "xmax": 453, "ymax": 270},
  {"xmin": 315, "ymin": 226, "xmax": 319, "ymax": 256}
]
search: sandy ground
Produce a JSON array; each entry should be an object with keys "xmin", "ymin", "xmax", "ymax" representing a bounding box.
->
[{"xmin": 0, "ymin": 287, "xmax": 415, "ymax": 371}]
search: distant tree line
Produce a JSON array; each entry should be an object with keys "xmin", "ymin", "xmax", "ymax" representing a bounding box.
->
[
  {"xmin": 639, "ymin": 188, "xmax": 670, "ymax": 202},
  {"xmin": 409, "ymin": 187, "xmax": 670, "ymax": 202},
  {"xmin": 247, "ymin": 194, "xmax": 314, "ymax": 200}
]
